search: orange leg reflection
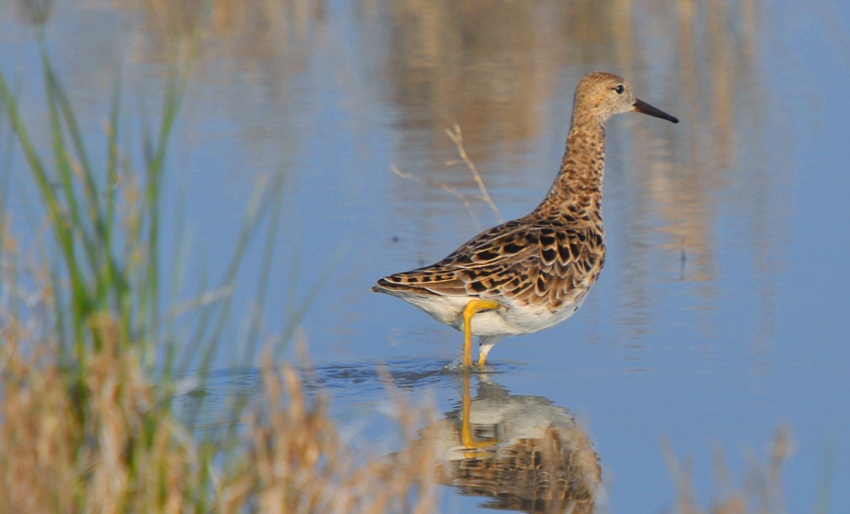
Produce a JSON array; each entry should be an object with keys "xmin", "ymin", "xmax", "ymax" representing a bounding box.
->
[{"xmin": 460, "ymin": 370, "xmax": 497, "ymax": 455}]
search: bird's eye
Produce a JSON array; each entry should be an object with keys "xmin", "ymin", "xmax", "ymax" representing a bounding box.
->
[{"xmin": 613, "ymin": 84, "xmax": 625, "ymax": 95}]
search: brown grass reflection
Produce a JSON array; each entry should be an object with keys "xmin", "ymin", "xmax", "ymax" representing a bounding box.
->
[
  {"xmin": 13, "ymin": 0, "xmax": 53, "ymax": 25},
  {"xmin": 387, "ymin": 1, "xmax": 561, "ymax": 168},
  {"xmin": 116, "ymin": 0, "xmax": 324, "ymax": 59},
  {"xmin": 426, "ymin": 373, "xmax": 600, "ymax": 513}
]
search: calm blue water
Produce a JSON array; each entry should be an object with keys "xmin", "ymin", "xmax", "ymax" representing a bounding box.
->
[{"xmin": 3, "ymin": 0, "xmax": 850, "ymax": 512}]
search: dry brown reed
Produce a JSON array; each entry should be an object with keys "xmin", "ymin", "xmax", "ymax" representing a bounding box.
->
[
  {"xmin": 0, "ymin": 318, "xmax": 200, "ymax": 513},
  {"xmin": 390, "ymin": 123, "xmax": 503, "ymax": 232},
  {"xmin": 220, "ymin": 361, "xmax": 440, "ymax": 514},
  {"xmin": 443, "ymin": 124, "xmax": 504, "ymax": 224},
  {"xmin": 0, "ymin": 324, "xmax": 440, "ymax": 514}
]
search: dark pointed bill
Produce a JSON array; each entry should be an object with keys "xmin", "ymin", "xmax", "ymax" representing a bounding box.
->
[{"xmin": 633, "ymin": 98, "xmax": 679, "ymax": 124}]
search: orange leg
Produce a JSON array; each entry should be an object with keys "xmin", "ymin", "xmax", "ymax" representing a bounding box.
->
[{"xmin": 461, "ymin": 299, "xmax": 500, "ymax": 368}]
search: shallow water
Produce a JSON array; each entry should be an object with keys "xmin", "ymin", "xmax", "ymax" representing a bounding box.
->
[{"xmin": 3, "ymin": 0, "xmax": 850, "ymax": 511}]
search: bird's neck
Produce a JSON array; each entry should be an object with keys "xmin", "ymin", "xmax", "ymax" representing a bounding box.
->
[{"xmin": 535, "ymin": 113, "xmax": 606, "ymax": 220}]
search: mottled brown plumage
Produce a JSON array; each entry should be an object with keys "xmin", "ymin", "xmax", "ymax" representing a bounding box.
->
[{"xmin": 373, "ymin": 72, "xmax": 678, "ymax": 367}]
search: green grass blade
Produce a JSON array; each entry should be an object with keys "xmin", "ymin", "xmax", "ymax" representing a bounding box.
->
[
  {"xmin": 0, "ymin": 73, "xmax": 87, "ymax": 359},
  {"xmin": 240, "ymin": 171, "xmax": 286, "ymax": 366}
]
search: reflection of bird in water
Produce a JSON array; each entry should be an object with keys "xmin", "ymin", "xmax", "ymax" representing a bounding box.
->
[
  {"xmin": 373, "ymin": 72, "xmax": 678, "ymax": 367},
  {"xmin": 427, "ymin": 372, "xmax": 601, "ymax": 513}
]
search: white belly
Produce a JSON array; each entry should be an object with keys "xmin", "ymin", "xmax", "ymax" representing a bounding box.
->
[
  {"xmin": 464, "ymin": 295, "xmax": 588, "ymax": 336},
  {"xmin": 388, "ymin": 290, "xmax": 589, "ymax": 337}
]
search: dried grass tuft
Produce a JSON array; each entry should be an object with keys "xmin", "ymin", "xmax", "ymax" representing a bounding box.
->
[
  {"xmin": 0, "ymin": 269, "xmax": 438, "ymax": 513},
  {"xmin": 0, "ymin": 330, "xmax": 440, "ymax": 514}
]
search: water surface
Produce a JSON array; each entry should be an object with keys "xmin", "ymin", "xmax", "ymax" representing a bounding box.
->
[{"xmin": 3, "ymin": 0, "xmax": 850, "ymax": 512}]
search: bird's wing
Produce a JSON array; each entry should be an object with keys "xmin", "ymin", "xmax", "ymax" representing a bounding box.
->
[{"xmin": 375, "ymin": 218, "xmax": 605, "ymax": 309}]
